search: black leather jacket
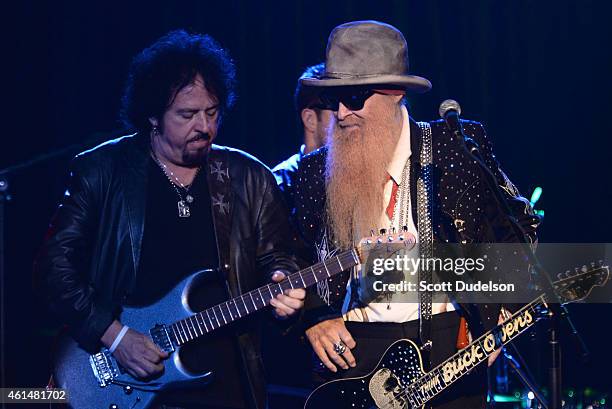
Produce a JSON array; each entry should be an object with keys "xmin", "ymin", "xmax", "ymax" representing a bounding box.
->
[{"xmin": 35, "ymin": 134, "xmax": 300, "ymax": 409}]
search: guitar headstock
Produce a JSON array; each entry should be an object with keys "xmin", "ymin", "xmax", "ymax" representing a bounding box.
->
[
  {"xmin": 554, "ymin": 262, "xmax": 609, "ymax": 303},
  {"xmin": 355, "ymin": 228, "xmax": 417, "ymax": 264}
]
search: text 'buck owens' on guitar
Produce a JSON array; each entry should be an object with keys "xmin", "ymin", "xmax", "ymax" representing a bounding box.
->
[
  {"xmin": 53, "ymin": 232, "xmax": 416, "ymax": 409},
  {"xmin": 304, "ymin": 263, "xmax": 609, "ymax": 409}
]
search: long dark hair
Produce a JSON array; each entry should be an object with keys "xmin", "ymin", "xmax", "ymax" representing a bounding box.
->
[{"xmin": 120, "ymin": 29, "xmax": 237, "ymax": 134}]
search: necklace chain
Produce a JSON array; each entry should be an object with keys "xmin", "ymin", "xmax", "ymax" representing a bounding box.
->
[{"xmin": 151, "ymin": 152, "xmax": 201, "ymax": 217}]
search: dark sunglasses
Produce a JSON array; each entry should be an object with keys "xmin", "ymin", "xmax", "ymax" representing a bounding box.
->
[{"xmin": 320, "ymin": 88, "xmax": 376, "ymax": 111}]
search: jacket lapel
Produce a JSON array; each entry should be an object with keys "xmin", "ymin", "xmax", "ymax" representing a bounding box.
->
[
  {"xmin": 121, "ymin": 137, "xmax": 149, "ymax": 276},
  {"xmin": 409, "ymin": 118, "xmax": 423, "ymax": 231}
]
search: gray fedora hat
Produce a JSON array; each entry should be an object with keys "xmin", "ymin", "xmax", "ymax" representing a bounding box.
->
[{"xmin": 302, "ymin": 20, "xmax": 431, "ymax": 93}]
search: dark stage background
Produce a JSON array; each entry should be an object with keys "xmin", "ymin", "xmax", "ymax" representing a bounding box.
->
[{"xmin": 3, "ymin": 0, "xmax": 611, "ymax": 406}]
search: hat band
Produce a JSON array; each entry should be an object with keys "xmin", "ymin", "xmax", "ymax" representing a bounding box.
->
[
  {"xmin": 323, "ymin": 71, "xmax": 407, "ymax": 79},
  {"xmin": 373, "ymin": 89, "xmax": 406, "ymax": 95}
]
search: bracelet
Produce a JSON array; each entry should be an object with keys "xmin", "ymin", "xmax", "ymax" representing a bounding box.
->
[{"xmin": 109, "ymin": 325, "xmax": 129, "ymax": 353}]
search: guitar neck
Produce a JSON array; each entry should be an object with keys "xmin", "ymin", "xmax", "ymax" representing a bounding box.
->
[
  {"xmin": 168, "ymin": 249, "xmax": 359, "ymax": 346},
  {"xmin": 406, "ymin": 263, "xmax": 611, "ymax": 407},
  {"xmin": 405, "ymin": 295, "xmax": 548, "ymax": 407}
]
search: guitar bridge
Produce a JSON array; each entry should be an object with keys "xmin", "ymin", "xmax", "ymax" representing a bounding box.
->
[
  {"xmin": 150, "ymin": 324, "xmax": 175, "ymax": 353},
  {"xmin": 89, "ymin": 349, "xmax": 118, "ymax": 388}
]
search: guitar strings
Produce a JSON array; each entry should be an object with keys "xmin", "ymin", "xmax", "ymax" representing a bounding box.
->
[{"xmin": 390, "ymin": 298, "xmax": 545, "ymax": 407}]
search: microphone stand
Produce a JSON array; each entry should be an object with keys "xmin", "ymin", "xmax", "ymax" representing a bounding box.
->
[
  {"xmin": 0, "ymin": 177, "xmax": 6, "ymax": 397},
  {"xmin": 504, "ymin": 345, "xmax": 548, "ymax": 409},
  {"xmin": 446, "ymin": 116, "xmax": 588, "ymax": 409}
]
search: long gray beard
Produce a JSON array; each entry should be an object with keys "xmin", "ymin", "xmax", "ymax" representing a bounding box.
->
[{"xmin": 325, "ymin": 118, "xmax": 400, "ymax": 249}]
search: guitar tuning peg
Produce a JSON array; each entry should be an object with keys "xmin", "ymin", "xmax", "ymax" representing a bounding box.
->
[
  {"xmin": 598, "ymin": 259, "xmax": 603, "ymax": 266},
  {"xmin": 590, "ymin": 261, "xmax": 596, "ymax": 268},
  {"xmin": 574, "ymin": 267, "xmax": 580, "ymax": 274},
  {"xmin": 366, "ymin": 239, "xmax": 372, "ymax": 245},
  {"xmin": 581, "ymin": 265, "xmax": 588, "ymax": 273},
  {"xmin": 557, "ymin": 273, "xmax": 565, "ymax": 280},
  {"xmin": 379, "ymin": 228, "xmax": 387, "ymax": 235},
  {"xmin": 402, "ymin": 225, "xmax": 408, "ymax": 232},
  {"xmin": 387, "ymin": 235, "xmax": 394, "ymax": 242}
]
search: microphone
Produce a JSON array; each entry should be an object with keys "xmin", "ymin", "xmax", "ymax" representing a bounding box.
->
[{"xmin": 438, "ymin": 99, "xmax": 481, "ymax": 155}]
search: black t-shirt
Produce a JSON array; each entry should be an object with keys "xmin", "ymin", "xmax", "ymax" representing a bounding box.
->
[
  {"xmin": 128, "ymin": 160, "xmax": 246, "ymax": 408},
  {"xmin": 129, "ymin": 160, "xmax": 218, "ymax": 305}
]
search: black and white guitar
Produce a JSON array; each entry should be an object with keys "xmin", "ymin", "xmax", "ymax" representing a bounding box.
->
[
  {"xmin": 53, "ymin": 232, "xmax": 415, "ymax": 409},
  {"xmin": 304, "ymin": 263, "xmax": 609, "ymax": 409}
]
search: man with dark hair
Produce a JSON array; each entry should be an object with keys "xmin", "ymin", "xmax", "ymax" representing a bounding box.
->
[
  {"xmin": 36, "ymin": 30, "xmax": 305, "ymax": 409},
  {"xmin": 273, "ymin": 63, "xmax": 332, "ymax": 210},
  {"xmin": 290, "ymin": 21, "xmax": 540, "ymax": 408}
]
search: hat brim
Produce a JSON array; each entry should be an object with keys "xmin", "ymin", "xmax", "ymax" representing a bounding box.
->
[{"xmin": 301, "ymin": 74, "xmax": 432, "ymax": 93}]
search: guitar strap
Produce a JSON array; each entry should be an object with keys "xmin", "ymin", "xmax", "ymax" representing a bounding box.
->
[
  {"xmin": 205, "ymin": 147, "xmax": 237, "ymax": 297},
  {"xmin": 205, "ymin": 148, "xmax": 268, "ymax": 409},
  {"xmin": 416, "ymin": 121, "xmax": 433, "ymax": 368}
]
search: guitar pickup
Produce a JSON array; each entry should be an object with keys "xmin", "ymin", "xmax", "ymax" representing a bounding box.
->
[{"xmin": 150, "ymin": 324, "xmax": 176, "ymax": 353}]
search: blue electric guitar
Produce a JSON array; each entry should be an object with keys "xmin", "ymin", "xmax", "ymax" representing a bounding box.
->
[
  {"xmin": 53, "ymin": 232, "xmax": 415, "ymax": 409},
  {"xmin": 304, "ymin": 263, "xmax": 609, "ymax": 409}
]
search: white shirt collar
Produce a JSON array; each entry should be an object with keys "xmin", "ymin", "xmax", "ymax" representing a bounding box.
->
[{"xmin": 387, "ymin": 105, "xmax": 411, "ymax": 185}]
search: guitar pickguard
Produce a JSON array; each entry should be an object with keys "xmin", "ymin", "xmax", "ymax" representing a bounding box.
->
[
  {"xmin": 369, "ymin": 368, "xmax": 403, "ymax": 409},
  {"xmin": 305, "ymin": 339, "xmax": 425, "ymax": 409},
  {"xmin": 369, "ymin": 340, "xmax": 425, "ymax": 408}
]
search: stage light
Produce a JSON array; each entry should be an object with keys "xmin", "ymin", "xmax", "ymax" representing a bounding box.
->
[
  {"xmin": 492, "ymin": 394, "xmax": 521, "ymax": 403},
  {"xmin": 529, "ymin": 187, "xmax": 542, "ymax": 206}
]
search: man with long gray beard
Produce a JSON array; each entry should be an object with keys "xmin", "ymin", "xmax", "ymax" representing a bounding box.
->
[{"xmin": 291, "ymin": 21, "xmax": 540, "ymax": 408}]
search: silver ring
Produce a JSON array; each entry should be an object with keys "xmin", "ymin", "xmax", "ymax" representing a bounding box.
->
[{"xmin": 333, "ymin": 340, "xmax": 347, "ymax": 355}]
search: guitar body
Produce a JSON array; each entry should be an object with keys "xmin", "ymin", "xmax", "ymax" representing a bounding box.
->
[
  {"xmin": 53, "ymin": 270, "xmax": 217, "ymax": 409},
  {"xmin": 304, "ymin": 264, "xmax": 610, "ymax": 409},
  {"xmin": 49, "ymin": 231, "xmax": 412, "ymax": 408},
  {"xmin": 305, "ymin": 339, "xmax": 425, "ymax": 409}
]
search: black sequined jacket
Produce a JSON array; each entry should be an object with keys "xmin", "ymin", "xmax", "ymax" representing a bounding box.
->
[
  {"xmin": 292, "ymin": 117, "xmax": 540, "ymax": 336},
  {"xmin": 272, "ymin": 145, "xmax": 303, "ymax": 215}
]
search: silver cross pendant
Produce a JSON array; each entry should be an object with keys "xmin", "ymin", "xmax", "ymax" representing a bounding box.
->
[{"xmin": 177, "ymin": 200, "xmax": 191, "ymax": 218}]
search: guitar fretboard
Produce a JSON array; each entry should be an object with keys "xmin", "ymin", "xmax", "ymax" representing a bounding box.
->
[
  {"xmin": 168, "ymin": 249, "xmax": 359, "ymax": 346},
  {"xmin": 402, "ymin": 264, "xmax": 610, "ymax": 408},
  {"xmin": 403, "ymin": 296, "xmax": 547, "ymax": 408}
]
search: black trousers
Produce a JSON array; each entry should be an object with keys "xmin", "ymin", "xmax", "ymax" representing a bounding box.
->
[{"xmin": 312, "ymin": 311, "xmax": 487, "ymax": 409}]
